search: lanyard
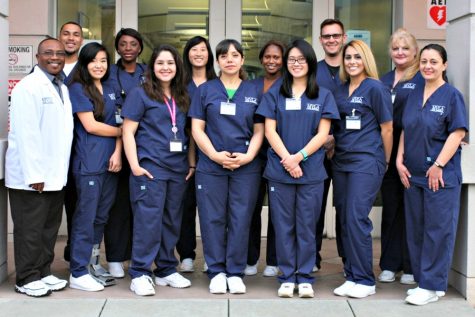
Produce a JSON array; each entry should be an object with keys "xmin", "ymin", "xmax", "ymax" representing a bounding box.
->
[{"xmin": 164, "ymin": 97, "xmax": 178, "ymax": 137}]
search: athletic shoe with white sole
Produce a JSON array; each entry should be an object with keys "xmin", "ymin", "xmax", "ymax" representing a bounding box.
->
[
  {"xmin": 15, "ymin": 280, "xmax": 52, "ymax": 297},
  {"xmin": 108, "ymin": 262, "xmax": 125, "ymax": 278},
  {"xmin": 347, "ymin": 284, "xmax": 376, "ymax": 298},
  {"xmin": 227, "ymin": 276, "xmax": 246, "ymax": 294},
  {"xmin": 179, "ymin": 258, "xmax": 195, "ymax": 273},
  {"xmin": 298, "ymin": 283, "xmax": 314, "ymax": 298},
  {"xmin": 263, "ymin": 265, "xmax": 279, "ymax": 277},
  {"xmin": 209, "ymin": 273, "xmax": 227, "ymax": 294},
  {"xmin": 407, "ymin": 287, "xmax": 445, "ymax": 297},
  {"xmin": 405, "ymin": 287, "xmax": 438, "ymax": 305},
  {"xmin": 333, "ymin": 281, "xmax": 356, "ymax": 296},
  {"xmin": 130, "ymin": 275, "xmax": 155, "ymax": 296},
  {"xmin": 155, "ymin": 272, "xmax": 191, "ymax": 288},
  {"xmin": 400, "ymin": 273, "xmax": 416, "ymax": 285},
  {"xmin": 41, "ymin": 275, "xmax": 67, "ymax": 291},
  {"xmin": 378, "ymin": 270, "xmax": 396, "ymax": 282},
  {"xmin": 244, "ymin": 264, "xmax": 258, "ymax": 276},
  {"xmin": 278, "ymin": 282, "xmax": 295, "ymax": 298},
  {"xmin": 69, "ymin": 274, "xmax": 104, "ymax": 292}
]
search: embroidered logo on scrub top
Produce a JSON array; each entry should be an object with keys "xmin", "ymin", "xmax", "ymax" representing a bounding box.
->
[
  {"xmin": 430, "ymin": 105, "xmax": 445, "ymax": 115},
  {"xmin": 306, "ymin": 104, "xmax": 321, "ymax": 111},
  {"xmin": 244, "ymin": 97, "xmax": 258, "ymax": 104},
  {"xmin": 108, "ymin": 93, "xmax": 116, "ymax": 100},
  {"xmin": 350, "ymin": 96, "xmax": 363, "ymax": 104},
  {"xmin": 42, "ymin": 97, "xmax": 53, "ymax": 104},
  {"xmin": 402, "ymin": 83, "xmax": 416, "ymax": 89}
]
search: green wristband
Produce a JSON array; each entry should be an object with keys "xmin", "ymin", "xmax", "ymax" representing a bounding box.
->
[{"xmin": 299, "ymin": 149, "xmax": 308, "ymax": 161}]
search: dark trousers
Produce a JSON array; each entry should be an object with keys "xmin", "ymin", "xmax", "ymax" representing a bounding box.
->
[
  {"xmin": 176, "ymin": 175, "xmax": 197, "ymax": 261},
  {"xmin": 63, "ymin": 164, "xmax": 77, "ymax": 261},
  {"xmin": 104, "ymin": 162, "xmax": 133, "ymax": 262},
  {"xmin": 380, "ymin": 173, "xmax": 411, "ymax": 273},
  {"xmin": 9, "ymin": 188, "xmax": 64, "ymax": 286},
  {"xmin": 247, "ymin": 177, "xmax": 277, "ymax": 266}
]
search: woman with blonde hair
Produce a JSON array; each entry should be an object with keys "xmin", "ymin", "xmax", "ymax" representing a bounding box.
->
[
  {"xmin": 332, "ymin": 40, "xmax": 393, "ymax": 298},
  {"xmin": 378, "ymin": 28, "xmax": 424, "ymax": 285}
]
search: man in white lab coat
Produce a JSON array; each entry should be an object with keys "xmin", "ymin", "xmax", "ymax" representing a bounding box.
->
[{"xmin": 5, "ymin": 38, "xmax": 74, "ymax": 297}]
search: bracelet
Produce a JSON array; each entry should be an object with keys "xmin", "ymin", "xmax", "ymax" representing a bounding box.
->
[
  {"xmin": 298, "ymin": 149, "xmax": 308, "ymax": 161},
  {"xmin": 434, "ymin": 161, "xmax": 444, "ymax": 169}
]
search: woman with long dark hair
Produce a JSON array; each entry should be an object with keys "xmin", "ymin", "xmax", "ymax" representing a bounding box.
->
[
  {"xmin": 256, "ymin": 39, "xmax": 338, "ymax": 297},
  {"xmin": 122, "ymin": 44, "xmax": 194, "ymax": 296},
  {"xmin": 68, "ymin": 42, "xmax": 122, "ymax": 292}
]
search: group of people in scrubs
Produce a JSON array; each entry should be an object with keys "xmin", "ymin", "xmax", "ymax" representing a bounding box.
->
[{"xmin": 18, "ymin": 19, "xmax": 466, "ymax": 305}]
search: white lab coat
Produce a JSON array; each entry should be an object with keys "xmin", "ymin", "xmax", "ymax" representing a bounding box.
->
[{"xmin": 5, "ymin": 66, "xmax": 74, "ymax": 191}]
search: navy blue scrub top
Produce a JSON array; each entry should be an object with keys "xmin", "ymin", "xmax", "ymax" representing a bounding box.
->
[
  {"xmin": 402, "ymin": 82, "xmax": 468, "ymax": 188},
  {"xmin": 257, "ymin": 84, "xmax": 340, "ymax": 184},
  {"xmin": 188, "ymin": 78, "xmax": 263, "ymax": 175},
  {"xmin": 122, "ymin": 87, "xmax": 189, "ymax": 176},
  {"xmin": 332, "ymin": 78, "xmax": 393, "ymax": 175},
  {"xmin": 316, "ymin": 60, "xmax": 342, "ymax": 95},
  {"xmin": 380, "ymin": 71, "xmax": 425, "ymax": 170},
  {"xmin": 108, "ymin": 61, "xmax": 146, "ymax": 99},
  {"xmin": 69, "ymin": 82, "xmax": 119, "ymax": 175}
]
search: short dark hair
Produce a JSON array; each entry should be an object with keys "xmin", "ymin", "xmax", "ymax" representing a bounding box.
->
[
  {"xmin": 258, "ymin": 40, "xmax": 286, "ymax": 62},
  {"xmin": 59, "ymin": 21, "xmax": 83, "ymax": 37},
  {"xmin": 420, "ymin": 43, "xmax": 448, "ymax": 82},
  {"xmin": 182, "ymin": 36, "xmax": 217, "ymax": 84},
  {"xmin": 114, "ymin": 28, "xmax": 144, "ymax": 54},
  {"xmin": 280, "ymin": 39, "xmax": 319, "ymax": 99},
  {"xmin": 320, "ymin": 18, "xmax": 345, "ymax": 34},
  {"xmin": 38, "ymin": 37, "xmax": 61, "ymax": 51},
  {"xmin": 215, "ymin": 39, "xmax": 247, "ymax": 80}
]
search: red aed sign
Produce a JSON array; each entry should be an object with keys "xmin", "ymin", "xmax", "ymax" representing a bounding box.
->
[{"xmin": 427, "ymin": 0, "xmax": 447, "ymax": 29}]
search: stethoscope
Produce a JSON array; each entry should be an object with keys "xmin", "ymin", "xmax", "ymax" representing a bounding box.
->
[{"xmin": 116, "ymin": 62, "xmax": 145, "ymax": 99}]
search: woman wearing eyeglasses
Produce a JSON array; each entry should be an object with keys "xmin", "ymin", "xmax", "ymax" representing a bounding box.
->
[
  {"xmin": 332, "ymin": 40, "xmax": 393, "ymax": 299},
  {"xmin": 257, "ymin": 39, "xmax": 339, "ymax": 298},
  {"xmin": 104, "ymin": 28, "xmax": 147, "ymax": 279},
  {"xmin": 189, "ymin": 39, "xmax": 263, "ymax": 294}
]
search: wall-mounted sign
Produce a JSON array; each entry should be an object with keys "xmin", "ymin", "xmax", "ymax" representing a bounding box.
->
[
  {"xmin": 346, "ymin": 30, "xmax": 371, "ymax": 47},
  {"xmin": 9, "ymin": 45, "xmax": 34, "ymax": 74},
  {"xmin": 427, "ymin": 0, "xmax": 447, "ymax": 29}
]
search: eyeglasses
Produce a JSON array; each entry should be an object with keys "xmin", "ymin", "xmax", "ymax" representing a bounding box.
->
[
  {"xmin": 38, "ymin": 50, "xmax": 67, "ymax": 57},
  {"xmin": 287, "ymin": 57, "xmax": 306, "ymax": 65},
  {"xmin": 321, "ymin": 33, "xmax": 343, "ymax": 40}
]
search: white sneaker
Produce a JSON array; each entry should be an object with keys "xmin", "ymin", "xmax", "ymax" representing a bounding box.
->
[
  {"xmin": 155, "ymin": 272, "xmax": 191, "ymax": 288},
  {"xmin": 130, "ymin": 275, "xmax": 155, "ymax": 296},
  {"xmin": 378, "ymin": 270, "xmax": 396, "ymax": 282},
  {"xmin": 108, "ymin": 262, "xmax": 125, "ymax": 278},
  {"xmin": 15, "ymin": 280, "xmax": 51, "ymax": 297},
  {"xmin": 69, "ymin": 274, "xmax": 104, "ymax": 292},
  {"xmin": 179, "ymin": 258, "xmax": 195, "ymax": 273},
  {"xmin": 41, "ymin": 275, "xmax": 67, "ymax": 291},
  {"xmin": 278, "ymin": 282, "xmax": 295, "ymax": 298},
  {"xmin": 227, "ymin": 276, "xmax": 246, "ymax": 294},
  {"xmin": 334, "ymin": 281, "xmax": 356, "ymax": 296},
  {"xmin": 203, "ymin": 262, "xmax": 208, "ymax": 272},
  {"xmin": 298, "ymin": 283, "xmax": 314, "ymax": 298},
  {"xmin": 405, "ymin": 287, "xmax": 438, "ymax": 305},
  {"xmin": 312, "ymin": 265, "xmax": 319, "ymax": 273},
  {"xmin": 347, "ymin": 284, "xmax": 376, "ymax": 298},
  {"xmin": 244, "ymin": 264, "xmax": 258, "ymax": 276},
  {"xmin": 400, "ymin": 273, "xmax": 416, "ymax": 285},
  {"xmin": 263, "ymin": 265, "xmax": 279, "ymax": 277},
  {"xmin": 407, "ymin": 287, "xmax": 445, "ymax": 297},
  {"xmin": 209, "ymin": 273, "xmax": 227, "ymax": 294}
]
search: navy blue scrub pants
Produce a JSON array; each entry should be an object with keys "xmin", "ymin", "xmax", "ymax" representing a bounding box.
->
[
  {"xmin": 404, "ymin": 184, "xmax": 460, "ymax": 291},
  {"xmin": 268, "ymin": 181, "xmax": 323, "ymax": 284},
  {"xmin": 128, "ymin": 171, "xmax": 187, "ymax": 279},
  {"xmin": 247, "ymin": 176, "xmax": 277, "ymax": 267},
  {"xmin": 196, "ymin": 171, "xmax": 261, "ymax": 279},
  {"xmin": 333, "ymin": 171, "xmax": 383, "ymax": 286},
  {"xmin": 70, "ymin": 172, "xmax": 118, "ymax": 277},
  {"xmin": 176, "ymin": 175, "xmax": 197, "ymax": 261},
  {"xmin": 380, "ymin": 170, "xmax": 411, "ymax": 274}
]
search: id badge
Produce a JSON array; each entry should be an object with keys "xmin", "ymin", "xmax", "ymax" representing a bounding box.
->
[
  {"xmin": 170, "ymin": 139, "xmax": 183, "ymax": 152},
  {"xmin": 285, "ymin": 98, "xmax": 301, "ymax": 111},
  {"xmin": 220, "ymin": 102, "xmax": 236, "ymax": 116},
  {"xmin": 391, "ymin": 91, "xmax": 396, "ymax": 104},
  {"xmin": 346, "ymin": 115, "xmax": 361, "ymax": 130},
  {"xmin": 115, "ymin": 108, "xmax": 123, "ymax": 125}
]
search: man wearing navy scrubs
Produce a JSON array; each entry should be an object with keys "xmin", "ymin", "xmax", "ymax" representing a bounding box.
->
[{"xmin": 314, "ymin": 18, "xmax": 347, "ymax": 272}]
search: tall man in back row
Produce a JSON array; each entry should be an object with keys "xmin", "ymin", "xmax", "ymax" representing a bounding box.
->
[
  {"xmin": 314, "ymin": 18, "xmax": 347, "ymax": 271},
  {"xmin": 6, "ymin": 38, "xmax": 74, "ymax": 297}
]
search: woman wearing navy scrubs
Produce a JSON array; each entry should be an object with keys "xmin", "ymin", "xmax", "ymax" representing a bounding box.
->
[
  {"xmin": 122, "ymin": 45, "xmax": 194, "ymax": 296},
  {"xmin": 332, "ymin": 40, "xmax": 393, "ymax": 298},
  {"xmin": 245, "ymin": 40, "xmax": 285, "ymax": 278},
  {"xmin": 378, "ymin": 28, "xmax": 424, "ymax": 285},
  {"xmin": 257, "ymin": 39, "xmax": 339, "ymax": 298},
  {"xmin": 105, "ymin": 28, "xmax": 146, "ymax": 278},
  {"xmin": 397, "ymin": 44, "xmax": 467, "ymax": 306},
  {"xmin": 68, "ymin": 42, "xmax": 122, "ymax": 292},
  {"xmin": 189, "ymin": 39, "xmax": 264, "ymax": 294},
  {"xmin": 177, "ymin": 36, "xmax": 217, "ymax": 273}
]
